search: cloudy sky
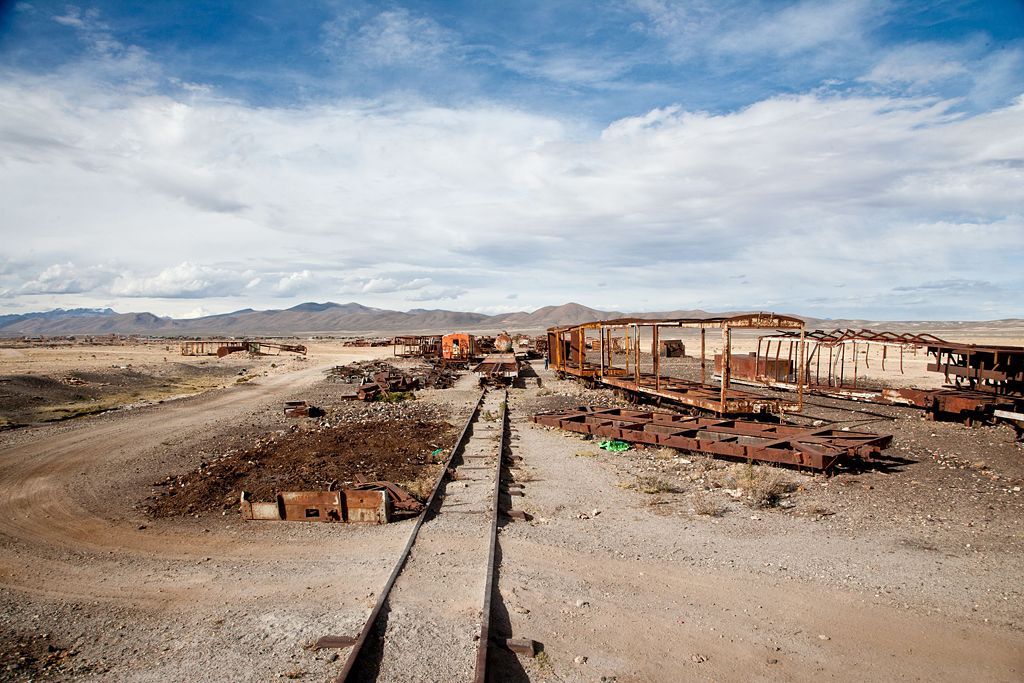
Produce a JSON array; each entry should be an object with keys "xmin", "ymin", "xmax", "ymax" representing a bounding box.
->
[{"xmin": 1, "ymin": 1, "xmax": 1022, "ymax": 320}]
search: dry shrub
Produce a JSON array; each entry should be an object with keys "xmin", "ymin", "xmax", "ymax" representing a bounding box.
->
[
  {"xmin": 739, "ymin": 461, "xmax": 788, "ymax": 508},
  {"xmin": 655, "ymin": 447, "xmax": 677, "ymax": 460},
  {"xmin": 402, "ymin": 478, "xmax": 434, "ymax": 502},
  {"xmin": 691, "ymin": 490, "xmax": 726, "ymax": 517},
  {"xmin": 635, "ymin": 474, "xmax": 678, "ymax": 494}
]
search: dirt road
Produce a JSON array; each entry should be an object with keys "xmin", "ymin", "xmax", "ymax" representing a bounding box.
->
[{"xmin": 0, "ymin": 351, "xmax": 419, "ymax": 681}]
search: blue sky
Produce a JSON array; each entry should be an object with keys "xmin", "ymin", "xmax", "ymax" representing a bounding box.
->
[{"xmin": 1, "ymin": 1, "xmax": 1022, "ymax": 319}]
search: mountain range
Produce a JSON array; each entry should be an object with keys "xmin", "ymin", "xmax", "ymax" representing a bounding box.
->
[{"xmin": 0, "ymin": 302, "xmax": 1019, "ymax": 337}]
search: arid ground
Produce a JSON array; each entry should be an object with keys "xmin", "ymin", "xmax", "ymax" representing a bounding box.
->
[{"xmin": 0, "ymin": 336, "xmax": 1021, "ymax": 681}]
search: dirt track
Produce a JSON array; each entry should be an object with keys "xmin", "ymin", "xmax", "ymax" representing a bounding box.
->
[
  {"xmin": 0, "ymin": 351, "xmax": 1022, "ymax": 681},
  {"xmin": 0, "ymin": 351, "xmax": 426, "ymax": 680}
]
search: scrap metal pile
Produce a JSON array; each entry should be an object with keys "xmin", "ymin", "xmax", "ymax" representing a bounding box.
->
[
  {"xmin": 241, "ymin": 480, "xmax": 423, "ymax": 524},
  {"xmin": 472, "ymin": 353, "xmax": 521, "ymax": 386},
  {"xmin": 532, "ymin": 406, "xmax": 893, "ymax": 472},
  {"xmin": 327, "ymin": 360, "xmax": 458, "ymax": 399}
]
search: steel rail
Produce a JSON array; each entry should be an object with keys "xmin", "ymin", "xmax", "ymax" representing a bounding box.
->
[
  {"xmin": 336, "ymin": 388, "xmax": 487, "ymax": 682},
  {"xmin": 472, "ymin": 388, "xmax": 508, "ymax": 682}
]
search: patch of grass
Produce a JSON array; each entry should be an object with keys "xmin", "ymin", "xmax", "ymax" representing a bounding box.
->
[
  {"xmin": 534, "ymin": 650, "xmax": 553, "ymax": 672},
  {"xmin": 655, "ymin": 446, "xmax": 677, "ymax": 459},
  {"xmin": 378, "ymin": 390, "xmax": 415, "ymax": 403},
  {"xmin": 635, "ymin": 474, "xmax": 679, "ymax": 494},
  {"xmin": 403, "ymin": 478, "xmax": 435, "ymax": 502},
  {"xmin": 739, "ymin": 460, "xmax": 788, "ymax": 508},
  {"xmin": 691, "ymin": 490, "xmax": 727, "ymax": 517}
]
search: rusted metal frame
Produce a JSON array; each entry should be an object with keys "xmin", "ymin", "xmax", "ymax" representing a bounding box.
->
[
  {"xmin": 827, "ymin": 344, "xmax": 834, "ymax": 387},
  {"xmin": 768, "ymin": 328, "xmax": 948, "ymax": 347},
  {"xmin": 600, "ymin": 326, "xmax": 606, "ymax": 377},
  {"xmin": 720, "ymin": 325, "xmax": 731, "ymax": 415},
  {"xmin": 852, "ymin": 341, "xmax": 858, "ymax": 388},
  {"xmin": 798, "ymin": 328, "xmax": 805, "ymax": 411},
  {"xmin": 537, "ymin": 407, "xmax": 890, "ymax": 454},
  {"xmin": 755, "ymin": 337, "xmax": 763, "ymax": 381},
  {"xmin": 653, "ymin": 324, "xmax": 661, "ymax": 393},
  {"xmin": 600, "ymin": 374, "xmax": 798, "ymax": 414},
  {"xmin": 777, "ymin": 339, "xmax": 786, "ymax": 383},
  {"xmin": 813, "ymin": 340, "xmax": 821, "ymax": 386},
  {"xmin": 633, "ymin": 323, "xmax": 640, "ymax": 380},
  {"xmin": 336, "ymin": 389, "xmax": 487, "ymax": 682},
  {"xmin": 700, "ymin": 327, "xmax": 706, "ymax": 384},
  {"xmin": 839, "ymin": 343, "xmax": 846, "ymax": 388},
  {"xmin": 531, "ymin": 408, "xmax": 890, "ymax": 472},
  {"xmin": 472, "ymin": 389, "xmax": 509, "ymax": 683}
]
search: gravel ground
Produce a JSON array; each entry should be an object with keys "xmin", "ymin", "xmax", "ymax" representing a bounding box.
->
[
  {"xmin": 1, "ymin": 352, "xmax": 1021, "ymax": 681},
  {"xmin": 490, "ymin": 361, "xmax": 1023, "ymax": 681}
]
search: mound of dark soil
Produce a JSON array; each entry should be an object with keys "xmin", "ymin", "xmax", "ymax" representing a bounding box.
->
[{"xmin": 147, "ymin": 407, "xmax": 455, "ymax": 517}]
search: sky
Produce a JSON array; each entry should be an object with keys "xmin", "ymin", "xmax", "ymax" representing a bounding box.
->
[{"xmin": 0, "ymin": 1, "xmax": 1022, "ymax": 321}]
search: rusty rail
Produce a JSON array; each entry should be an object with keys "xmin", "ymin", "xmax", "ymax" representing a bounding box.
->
[
  {"xmin": 473, "ymin": 388, "xmax": 508, "ymax": 682},
  {"xmin": 332, "ymin": 388, "xmax": 487, "ymax": 681}
]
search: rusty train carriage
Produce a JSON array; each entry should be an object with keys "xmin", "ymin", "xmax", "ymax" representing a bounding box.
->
[
  {"xmin": 180, "ymin": 340, "xmax": 307, "ymax": 357},
  {"xmin": 471, "ymin": 353, "xmax": 520, "ymax": 385},
  {"xmin": 927, "ymin": 341, "xmax": 1024, "ymax": 396},
  {"xmin": 751, "ymin": 328, "xmax": 942, "ymax": 390},
  {"xmin": 532, "ymin": 407, "xmax": 892, "ymax": 472},
  {"xmin": 547, "ymin": 313, "xmax": 806, "ymax": 415},
  {"xmin": 393, "ymin": 335, "xmax": 441, "ymax": 358}
]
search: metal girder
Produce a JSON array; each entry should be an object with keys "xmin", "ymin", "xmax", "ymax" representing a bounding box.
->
[{"xmin": 531, "ymin": 407, "xmax": 892, "ymax": 472}]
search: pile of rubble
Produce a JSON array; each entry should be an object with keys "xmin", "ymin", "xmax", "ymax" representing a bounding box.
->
[
  {"xmin": 146, "ymin": 401, "xmax": 455, "ymax": 517},
  {"xmin": 327, "ymin": 360, "xmax": 458, "ymax": 398}
]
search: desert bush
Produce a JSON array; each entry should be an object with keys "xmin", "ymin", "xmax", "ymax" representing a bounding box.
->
[
  {"xmin": 739, "ymin": 461, "xmax": 787, "ymax": 508},
  {"xmin": 378, "ymin": 390, "xmax": 415, "ymax": 403},
  {"xmin": 691, "ymin": 490, "xmax": 727, "ymax": 517},
  {"xmin": 635, "ymin": 474, "xmax": 678, "ymax": 494}
]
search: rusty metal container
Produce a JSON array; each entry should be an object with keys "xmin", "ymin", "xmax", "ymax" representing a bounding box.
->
[
  {"xmin": 714, "ymin": 353, "xmax": 793, "ymax": 382},
  {"xmin": 442, "ymin": 333, "xmax": 476, "ymax": 360},
  {"xmin": 495, "ymin": 332, "xmax": 513, "ymax": 353}
]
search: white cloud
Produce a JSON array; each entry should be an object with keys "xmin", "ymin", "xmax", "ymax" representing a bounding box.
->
[
  {"xmin": 861, "ymin": 44, "xmax": 969, "ymax": 87},
  {"xmin": 632, "ymin": 0, "xmax": 885, "ymax": 60},
  {"xmin": 714, "ymin": 1, "xmax": 882, "ymax": 57},
  {"xmin": 272, "ymin": 270, "xmax": 319, "ymax": 296},
  {"xmin": 1, "ymin": 64, "xmax": 1022, "ymax": 317},
  {"xmin": 109, "ymin": 262, "xmax": 255, "ymax": 298},
  {"xmin": 322, "ymin": 8, "xmax": 457, "ymax": 67},
  {"xmin": 404, "ymin": 285, "xmax": 467, "ymax": 302},
  {"xmin": 17, "ymin": 262, "xmax": 113, "ymax": 295}
]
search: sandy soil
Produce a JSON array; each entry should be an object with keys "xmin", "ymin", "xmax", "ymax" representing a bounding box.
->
[
  {"xmin": 500, "ymin": 363, "xmax": 1023, "ymax": 681},
  {"xmin": 0, "ymin": 340, "xmax": 1021, "ymax": 681},
  {"xmin": 0, "ymin": 340, "xmax": 403, "ymax": 428}
]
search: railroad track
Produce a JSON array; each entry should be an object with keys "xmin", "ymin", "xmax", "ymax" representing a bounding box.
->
[{"xmin": 323, "ymin": 387, "xmax": 512, "ymax": 682}]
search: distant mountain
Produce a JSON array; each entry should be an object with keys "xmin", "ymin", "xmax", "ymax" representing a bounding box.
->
[
  {"xmin": 494, "ymin": 302, "xmax": 621, "ymax": 328},
  {"xmin": 0, "ymin": 301, "xmax": 1018, "ymax": 337}
]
